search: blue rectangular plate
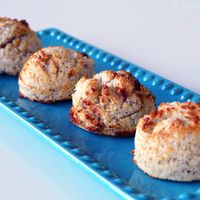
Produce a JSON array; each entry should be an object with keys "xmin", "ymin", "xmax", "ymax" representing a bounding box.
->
[{"xmin": 0, "ymin": 28, "xmax": 200, "ymax": 200}]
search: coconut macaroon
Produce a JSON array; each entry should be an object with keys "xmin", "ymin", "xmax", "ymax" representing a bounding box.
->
[
  {"xmin": 0, "ymin": 17, "xmax": 41, "ymax": 75},
  {"xmin": 134, "ymin": 101, "xmax": 200, "ymax": 182},
  {"xmin": 70, "ymin": 70, "xmax": 155, "ymax": 136},
  {"xmin": 19, "ymin": 46, "xmax": 94, "ymax": 103}
]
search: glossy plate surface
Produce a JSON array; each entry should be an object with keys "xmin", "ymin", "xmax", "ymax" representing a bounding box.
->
[{"xmin": 0, "ymin": 28, "xmax": 200, "ymax": 200}]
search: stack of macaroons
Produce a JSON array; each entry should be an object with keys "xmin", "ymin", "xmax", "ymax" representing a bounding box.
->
[
  {"xmin": 1, "ymin": 16, "xmax": 199, "ymax": 184},
  {"xmin": 0, "ymin": 18, "xmax": 155, "ymax": 135},
  {"xmin": 134, "ymin": 102, "xmax": 200, "ymax": 182},
  {"xmin": 0, "ymin": 17, "xmax": 41, "ymax": 75}
]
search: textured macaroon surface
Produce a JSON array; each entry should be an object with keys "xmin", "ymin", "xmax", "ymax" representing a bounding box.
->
[
  {"xmin": 19, "ymin": 46, "xmax": 94, "ymax": 102},
  {"xmin": 70, "ymin": 70, "xmax": 155, "ymax": 136},
  {"xmin": 0, "ymin": 17, "xmax": 41, "ymax": 75},
  {"xmin": 134, "ymin": 101, "xmax": 200, "ymax": 182}
]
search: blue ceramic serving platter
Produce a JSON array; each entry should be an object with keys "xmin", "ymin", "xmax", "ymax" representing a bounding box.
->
[{"xmin": 0, "ymin": 28, "xmax": 200, "ymax": 200}]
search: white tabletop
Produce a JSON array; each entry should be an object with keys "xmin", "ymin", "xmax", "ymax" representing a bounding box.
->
[{"xmin": 1, "ymin": 0, "xmax": 200, "ymax": 199}]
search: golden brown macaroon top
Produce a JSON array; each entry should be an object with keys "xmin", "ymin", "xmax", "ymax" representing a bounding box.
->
[
  {"xmin": 19, "ymin": 46, "xmax": 93, "ymax": 91},
  {"xmin": 0, "ymin": 17, "xmax": 35, "ymax": 48},
  {"xmin": 138, "ymin": 102, "xmax": 200, "ymax": 137},
  {"xmin": 0, "ymin": 17, "xmax": 29, "ymax": 28},
  {"xmin": 73, "ymin": 70, "xmax": 155, "ymax": 108}
]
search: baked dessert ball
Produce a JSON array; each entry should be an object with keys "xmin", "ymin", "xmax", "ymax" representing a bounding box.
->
[
  {"xmin": 19, "ymin": 46, "xmax": 94, "ymax": 103},
  {"xmin": 134, "ymin": 102, "xmax": 200, "ymax": 182},
  {"xmin": 70, "ymin": 70, "xmax": 155, "ymax": 136},
  {"xmin": 0, "ymin": 17, "xmax": 41, "ymax": 75}
]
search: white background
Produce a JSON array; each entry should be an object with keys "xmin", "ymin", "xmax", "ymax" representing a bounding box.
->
[{"xmin": 0, "ymin": 0, "xmax": 200, "ymax": 200}]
